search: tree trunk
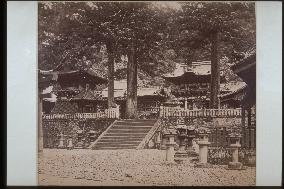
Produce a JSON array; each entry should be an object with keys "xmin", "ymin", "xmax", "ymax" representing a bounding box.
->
[
  {"xmin": 38, "ymin": 96, "xmax": 43, "ymax": 153},
  {"xmin": 126, "ymin": 43, "xmax": 138, "ymax": 119},
  {"xmin": 106, "ymin": 42, "xmax": 115, "ymax": 109},
  {"xmin": 209, "ymin": 30, "xmax": 220, "ymax": 109}
]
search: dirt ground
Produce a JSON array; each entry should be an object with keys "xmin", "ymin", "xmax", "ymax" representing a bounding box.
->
[{"xmin": 38, "ymin": 149, "xmax": 255, "ymax": 186}]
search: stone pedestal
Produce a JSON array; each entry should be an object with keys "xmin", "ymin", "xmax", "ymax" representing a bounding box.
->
[
  {"xmin": 58, "ymin": 133, "xmax": 65, "ymax": 149},
  {"xmin": 195, "ymin": 130, "xmax": 211, "ymax": 168},
  {"xmin": 174, "ymin": 135, "xmax": 188, "ymax": 163},
  {"xmin": 187, "ymin": 133, "xmax": 197, "ymax": 157},
  {"xmin": 155, "ymin": 132, "xmax": 161, "ymax": 149},
  {"xmin": 163, "ymin": 128, "xmax": 177, "ymax": 164},
  {"xmin": 161, "ymin": 137, "xmax": 167, "ymax": 150},
  {"xmin": 227, "ymin": 134, "xmax": 246, "ymax": 170},
  {"xmin": 75, "ymin": 130, "xmax": 84, "ymax": 149},
  {"xmin": 75, "ymin": 139, "xmax": 85, "ymax": 149},
  {"xmin": 187, "ymin": 126, "xmax": 198, "ymax": 157},
  {"xmin": 166, "ymin": 134, "xmax": 176, "ymax": 163},
  {"xmin": 67, "ymin": 137, "xmax": 73, "ymax": 150}
]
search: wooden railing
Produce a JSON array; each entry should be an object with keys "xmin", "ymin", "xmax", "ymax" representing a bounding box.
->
[
  {"xmin": 138, "ymin": 107, "xmax": 160, "ymax": 113},
  {"xmin": 43, "ymin": 108, "xmax": 119, "ymax": 120},
  {"xmin": 159, "ymin": 107, "xmax": 242, "ymax": 118}
]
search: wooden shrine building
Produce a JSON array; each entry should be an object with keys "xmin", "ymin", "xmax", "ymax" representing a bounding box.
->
[
  {"xmin": 39, "ymin": 64, "xmax": 108, "ymax": 114},
  {"xmin": 163, "ymin": 61, "xmax": 245, "ymax": 109},
  {"xmin": 231, "ymin": 49, "xmax": 256, "ymax": 128},
  {"xmin": 95, "ymin": 80, "xmax": 169, "ymax": 118}
]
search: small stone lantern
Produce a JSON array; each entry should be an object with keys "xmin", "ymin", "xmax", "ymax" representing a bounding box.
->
[
  {"xmin": 155, "ymin": 131, "xmax": 162, "ymax": 149},
  {"xmin": 88, "ymin": 130, "xmax": 96, "ymax": 142},
  {"xmin": 227, "ymin": 132, "xmax": 246, "ymax": 170},
  {"xmin": 174, "ymin": 119, "xmax": 189, "ymax": 163},
  {"xmin": 75, "ymin": 130, "xmax": 84, "ymax": 149},
  {"xmin": 163, "ymin": 128, "xmax": 177, "ymax": 163},
  {"xmin": 195, "ymin": 127, "xmax": 211, "ymax": 168},
  {"xmin": 58, "ymin": 132, "xmax": 67, "ymax": 149},
  {"xmin": 186, "ymin": 125, "xmax": 197, "ymax": 156},
  {"xmin": 66, "ymin": 136, "xmax": 73, "ymax": 150}
]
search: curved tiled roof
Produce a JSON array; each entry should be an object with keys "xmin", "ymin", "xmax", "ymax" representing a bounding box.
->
[
  {"xmin": 231, "ymin": 48, "xmax": 256, "ymax": 73},
  {"xmin": 71, "ymin": 89, "xmax": 103, "ymax": 101}
]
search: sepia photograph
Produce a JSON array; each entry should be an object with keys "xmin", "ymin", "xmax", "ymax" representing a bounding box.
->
[{"xmin": 38, "ymin": 1, "xmax": 256, "ymax": 186}]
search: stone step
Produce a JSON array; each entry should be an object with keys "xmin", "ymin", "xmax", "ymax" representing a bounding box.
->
[
  {"xmin": 93, "ymin": 143, "xmax": 139, "ymax": 147},
  {"xmin": 93, "ymin": 146, "xmax": 137, "ymax": 150},
  {"xmin": 99, "ymin": 138, "xmax": 143, "ymax": 142},
  {"xmin": 111, "ymin": 125, "xmax": 153, "ymax": 129},
  {"xmin": 107, "ymin": 129, "xmax": 152, "ymax": 133},
  {"xmin": 104, "ymin": 133, "xmax": 148, "ymax": 136},
  {"xmin": 100, "ymin": 135, "xmax": 145, "ymax": 139},
  {"xmin": 91, "ymin": 119, "xmax": 158, "ymax": 150},
  {"xmin": 115, "ymin": 120, "xmax": 157, "ymax": 126},
  {"xmin": 96, "ymin": 141, "xmax": 141, "ymax": 145}
]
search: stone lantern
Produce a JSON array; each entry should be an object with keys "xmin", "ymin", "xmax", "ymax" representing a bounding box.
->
[
  {"xmin": 88, "ymin": 130, "xmax": 96, "ymax": 143},
  {"xmin": 195, "ymin": 127, "xmax": 211, "ymax": 168},
  {"xmin": 227, "ymin": 132, "xmax": 246, "ymax": 170},
  {"xmin": 58, "ymin": 132, "xmax": 67, "ymax": 149},
  {"xmin": 163, "ymin": 128, "xmax": 177, "ymax": 163},
  {"xmin": 75, "ymin": 130, "xmax": 84, "ymax": 149},
  {"xmin": 186, "ymin": 125, "xmax": 197, "ymax": 156},
  {"xmin": 174, "ymin": 119, "xmax": 189, "ymax": 163},
  {"xmin": 66, "ymin": 135, "xmax": 73, "ymax": 150}
]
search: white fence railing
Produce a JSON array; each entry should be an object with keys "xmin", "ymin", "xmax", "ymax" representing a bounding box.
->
[
  {"xmin": 43, "ymin": 107, "xmax": 119, "ymax": 120},
  {"xmin": 159, "ymin": 107, "xmax": 242, "ymax": 118},
  {"xmin": 43, "ymin": 106, "xmax": 243, "ymax": 119}
]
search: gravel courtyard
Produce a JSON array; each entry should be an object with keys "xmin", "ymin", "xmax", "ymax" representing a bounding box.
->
[{"xmin": 38, "ymin": 149, "xmax": 255, "ymax": 186}]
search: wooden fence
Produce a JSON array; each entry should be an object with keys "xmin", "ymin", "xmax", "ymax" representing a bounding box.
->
[
  {"xmin": 43, "ymin": 108, "xmax": 119, "ymax": 120},
  {"xmin": 42, "ymin": 118, "xmax": 115, "ymax": 148},
  {"xmin": 159, "ymin": 107, "xmax": 242, "ymax": 118},
  {"xmin": 208, "ymin": 126, "xmax": 256, "ymax": 148}
]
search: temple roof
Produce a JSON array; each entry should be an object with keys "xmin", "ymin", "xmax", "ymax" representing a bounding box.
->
[
  {"xmin": 163, "ymin": 61, "xmax": 225, "ymax": 84},
  {"xmin": 172, "ymin": 81, "xmax": 247, "ymax": 101},
  {"xmin": 220, "ymin": 81, "xmax": 247, "ymax": 95},
  {"xmin": 219, "ymin": 81, "xmax": 247, "ymax": 101},
  {"xmin": 38, "ymin": 71, "xmax": 56, "ymax": 91},
  {"xmin": 39, "ymin": 67, "xmax": 108, "ymax": 86},
  {"xmin": 99, "ymin": 79, "xmax": 167, "ymax": 100},
  {"xmin": 164, "ymin": 61, "xmax": 211, "ymax": 78},
  {"xmin": 231, "ymin": 48, "xmax": 256, "ymax": 72},
  {"xmin": 230, "ymin": 48, "xmax": 256, "ymax": 107},
  {"xmin": 71, "ymin": 89, "xmax": 103, "ymax": 101}
]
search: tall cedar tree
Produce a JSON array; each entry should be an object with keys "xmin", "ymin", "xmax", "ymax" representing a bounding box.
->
[{"xmin": 176, "ymin": 2, "xmax": 255, "ymax": 108}]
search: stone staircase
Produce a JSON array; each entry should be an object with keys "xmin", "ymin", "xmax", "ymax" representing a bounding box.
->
[{"xmin": 90, "ymin": 119, "xmax": 159, "ymax": 150}]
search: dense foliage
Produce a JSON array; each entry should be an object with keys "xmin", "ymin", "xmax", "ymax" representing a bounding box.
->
[{"xmin": 38, "ymin": 2, "xmax": 255, "ymax": 85}]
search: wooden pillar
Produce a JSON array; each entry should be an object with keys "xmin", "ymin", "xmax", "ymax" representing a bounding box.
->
[
  {"xmin": 209, "ymin": 30, "xmax": 220, "ymax": 109},
  {"xmin": 126, "ymin": 42, "xmax": 138, "ymax": 119},
  {"xmin": 184, "ymin": 98, "xmax": 188, "ymax": 110},
  {"xmin": 38, "ymin": 96, "xmax": 43, "ymax": 153},
  {"xmin": 241, "ymin": 105, "xmax": 246, "ymax": 146},
  {"xmin": 247, "ymin": 107, "xmax": 252, "ymax": 148}
]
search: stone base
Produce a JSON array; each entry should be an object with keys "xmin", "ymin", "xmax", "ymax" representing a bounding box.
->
[
  {"xmin": 163, "ymin": 161, "xmax": 178, "ymax": 166},
  {"xmin": 245, "ymin": 156, "xmax": 256, "ymax": 167},
  {"xmin": 227, "ymin": 162, "xmax": 246, "ymax": 170},
  {"xmin": 194, "ymin": 162, "xmax": 212, "ymax": 168},
  {"xmin": 161, "ymin": 145, "xmax": 167, "ymax": 150},
  {"xmin": 174, "ymin": 151, "xmax": 189, "ymax": 163},
  {"xmin": 187, "ymin": 150, "xmax": 198, "ymax": 157}
]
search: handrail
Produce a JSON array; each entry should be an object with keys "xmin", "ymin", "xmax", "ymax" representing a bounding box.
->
[
  {"xmin": 136, "ymin": 119, "xmax": 160, "ymax": 150},
  {"xmin": 89, "ymin": 120, "xmax": 118, "ymax": 149}
]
